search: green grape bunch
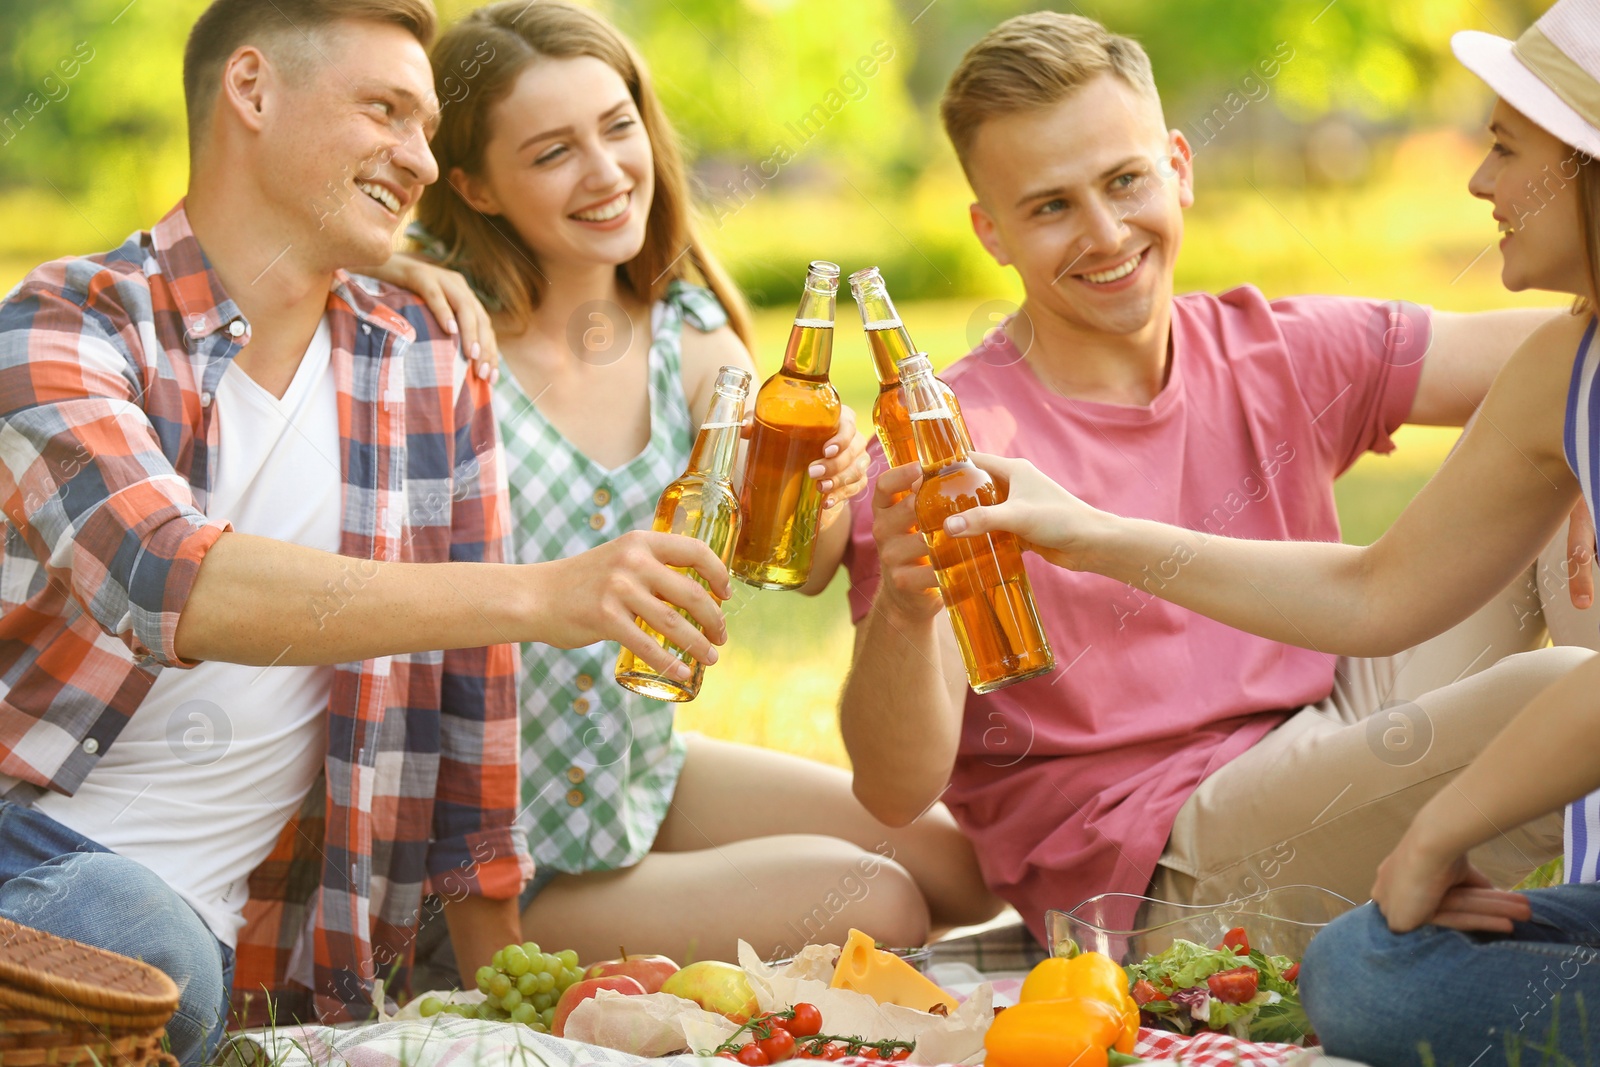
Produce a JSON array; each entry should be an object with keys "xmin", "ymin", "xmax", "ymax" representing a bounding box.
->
[{"xmin": 417, "ymin": 942, "xmax": 585, "ymax": 1035}]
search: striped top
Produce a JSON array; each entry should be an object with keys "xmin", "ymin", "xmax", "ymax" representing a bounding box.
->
[{"xmin": 1564, "ymin": 316, "xmax": 1600, "ymax": 884}]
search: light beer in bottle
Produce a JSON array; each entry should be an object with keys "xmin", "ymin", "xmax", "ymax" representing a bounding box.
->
[
  {"xmin": 847, "ymin": 266, "xmax": 970, "ymax": 469},
  {"xmin": 902, "ymin": 354, "xmax": 1054, "ymax": 692},
  {"xmin": 615, "ymin": 366, "xmax": 752, "ymax": 702},
  {"xmin": 732, "ymin": 261, "xmax": 842, "ymax": 589}
]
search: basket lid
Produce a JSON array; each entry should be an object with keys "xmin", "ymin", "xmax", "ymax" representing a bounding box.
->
[{"xmin": 0, "ymin": 917, "xmax": 179, "ymax": 1025}]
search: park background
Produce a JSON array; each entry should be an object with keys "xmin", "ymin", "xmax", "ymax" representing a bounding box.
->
[{"xmin": 0, "ymin": 0, "xmax": 1570, "ymax": 768}]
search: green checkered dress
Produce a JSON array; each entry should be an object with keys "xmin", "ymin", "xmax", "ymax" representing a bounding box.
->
[{"xmin": 496, "ymin": 281, "xmax": 728, "ymax": 873}]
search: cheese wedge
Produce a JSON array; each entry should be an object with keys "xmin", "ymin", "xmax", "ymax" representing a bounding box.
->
[{"xmin": 829, "ymin": 929, "xmax": 958, "ymax": 1014}]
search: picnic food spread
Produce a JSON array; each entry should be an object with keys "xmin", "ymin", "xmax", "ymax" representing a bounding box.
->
[
  {"xmin": 409, "ymin": 923, "xmax": 1314, "ymax": 1063},
  {"xmin": 400, "ymin": 927, "xmax": 1312, "ymax": 1062}
]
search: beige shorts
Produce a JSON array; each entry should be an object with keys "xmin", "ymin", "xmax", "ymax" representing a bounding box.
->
[{"xmin": 1150, "ymin": 534, "xmax": 1600, "ymax": 909}]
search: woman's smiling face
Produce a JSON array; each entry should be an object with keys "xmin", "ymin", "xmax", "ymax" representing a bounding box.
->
[
  {"xmin": 1469, "ymin": 98, "xmax": 1591, "ymax": 299},
  {"xmin": 457, "ymin": 55, "xmax": 654, "ymax": 273}
]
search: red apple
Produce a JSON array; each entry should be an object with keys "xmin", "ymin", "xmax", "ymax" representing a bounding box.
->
[
  {"xmin": 551, "ymin": 975, "xmax": 646, "ymax": 1037},
  {"xmin": 583, "ymin": 952, "xmax": 680, "ymax": 994}
]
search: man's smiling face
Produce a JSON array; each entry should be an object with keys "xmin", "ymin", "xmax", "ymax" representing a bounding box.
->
[{"xmin": 965, "ymin": 73, "xmax": 1194, "ymax": 339}]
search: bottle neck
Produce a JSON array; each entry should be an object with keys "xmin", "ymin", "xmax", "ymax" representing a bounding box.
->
[
  {"xmin": 686, "ymin": 390, "xmax": 745, "ymax": 480},
  {"xmin": 910, "ymin": 411, "xmax": 968, "ymax": 470},
  {"xmin": 852, "ymin": 278, "xmax": 914, "ymax": 385},
  {"xmin": 783, "ymin": 321, "xmax": 833, "ymax": 379},
  {"xmin": 902, "ymin": 368, "xmax": 967, "ymax": 469},
  {"xmin": 864, "ymin": 321, "xmax": 915, "ymax": 385},
  {"xmin": 785, "ymin": 282, "xmax": 836, "ymax": 379}
]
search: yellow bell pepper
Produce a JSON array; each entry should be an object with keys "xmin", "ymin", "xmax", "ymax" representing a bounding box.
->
[
  {"xmin": 984, "ymin": 998, "xmax": 1128, "ymax": 1067},
  {"xmin": 1016, "ymin": 954, "xmax": 1140, "ymax": 1052}
]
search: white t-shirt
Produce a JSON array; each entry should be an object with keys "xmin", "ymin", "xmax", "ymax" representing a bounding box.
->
[{"xmin": 36, "ymin": 317, "xmax": 342, "ymax": 947}]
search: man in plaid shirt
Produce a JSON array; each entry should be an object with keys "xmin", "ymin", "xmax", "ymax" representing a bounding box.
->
[{"xmin": 0, "ymin": 2, "xmax": 730, "ymax": 1063}]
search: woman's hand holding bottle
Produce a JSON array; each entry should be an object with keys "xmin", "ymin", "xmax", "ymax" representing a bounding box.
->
[
  {"xmin": 811, "ymin": 405, "xmax": 871, "ymax": 514},
  {"xmin": 940, "ymin": 452, "xmax": 1119, "ymax": 572}
]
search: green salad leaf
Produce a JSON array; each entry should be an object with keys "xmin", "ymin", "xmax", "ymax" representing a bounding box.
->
[
  {"xmin": 1124, "ymin": 938, "xmax": 1251, "ymax": 991},
  {"xmin": 1124, "ymin": 936, "xmax": 1316, "ymax": 1046}
]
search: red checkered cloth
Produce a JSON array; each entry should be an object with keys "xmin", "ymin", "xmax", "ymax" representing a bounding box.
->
[{"xmin": 1135, "ymin": 1026, "xmax": 1306, "ymax": 1066}]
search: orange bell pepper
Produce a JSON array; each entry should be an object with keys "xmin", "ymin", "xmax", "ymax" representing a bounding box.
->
[
  {"xmin": 1016, "ymin": 954, "xmax": 1140, "ymax": 1052},
  {"xmin": 984, "ymin": 998, "xmax": 1128, "ymax": 1067}
]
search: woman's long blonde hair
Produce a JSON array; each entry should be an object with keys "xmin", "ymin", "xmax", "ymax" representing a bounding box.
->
[{"xmin": 415, "ymin": 0, "xmax": 753, "ymax": 347}]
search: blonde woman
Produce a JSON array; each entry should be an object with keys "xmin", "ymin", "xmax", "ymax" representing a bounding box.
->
[{"xmin": 377, "ymin": 0, "xmax": 1001, "ymax": 969}]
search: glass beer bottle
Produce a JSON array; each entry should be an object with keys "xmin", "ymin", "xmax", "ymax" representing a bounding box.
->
[
  {"xmin": 732, "ymin": 261, "xmax": 842, "ymax": 590},
  {"xmin": 615, "ymin": 366, "xmax": 752, "ymax": 702},
  {"xmin": 847, "ymin": 266, "xmax": 970, "ymax": 469},
  {"xmin": 902, "ymin": 354, "xmax": 1054, "ymax": 693}
]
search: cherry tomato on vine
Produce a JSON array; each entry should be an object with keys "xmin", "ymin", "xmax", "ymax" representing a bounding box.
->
[
  {"xmin": 890, "ymin": 1050, "xmax": 911, "ymax": 1062},
  {"xmin": 758, "ymin": 1029, "xmax": 797, "ymax": 1062},
  {"xmin": 737, "ymin": 1045, "xmax": 770, "ymax": 1066},
  {"xmin": 782, "ymin": 1003, "xmax": 823, "ymax": 1038},
  {"xmin": 820, "ymin": 1044, "xmax": 846, "ymax": 1060}
]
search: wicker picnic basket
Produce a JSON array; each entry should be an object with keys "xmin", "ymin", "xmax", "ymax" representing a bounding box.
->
[{"xmin": 0, "ymin": 916, "xmax": 180, "ymax": 1067}]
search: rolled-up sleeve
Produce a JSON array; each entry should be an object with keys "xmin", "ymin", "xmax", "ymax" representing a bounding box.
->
[
  {"xmin": 427, "ymin": 360, "xmax": 531, "ymax": 899},
  {"xmin": 0, "ymin": 281, "xmax": 229, "ymax": 667}
]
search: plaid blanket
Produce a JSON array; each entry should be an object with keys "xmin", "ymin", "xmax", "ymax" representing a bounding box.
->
[{"xmin": 221, "ymin": 1016, "xmax": 1320, "ymax": 1067}]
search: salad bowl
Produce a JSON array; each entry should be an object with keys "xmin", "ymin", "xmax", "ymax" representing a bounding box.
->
[{"xmin": 1046, "ymin": 884, "xmax": 1356, "ymax": 965}]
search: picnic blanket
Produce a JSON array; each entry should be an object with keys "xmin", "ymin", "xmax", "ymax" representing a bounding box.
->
[{"xmin": 219, "ymin": 1015, "xmax": 1322, "ymax": 1067}]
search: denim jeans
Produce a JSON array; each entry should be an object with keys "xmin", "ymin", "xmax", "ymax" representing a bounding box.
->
[
  {"xmin": 1302, "ymin": 889, "xmax": 1600, "ymax": 1067},
  {"xmin": 0, "ymin": 801, "xmax": 233, "ymax": 1067}
]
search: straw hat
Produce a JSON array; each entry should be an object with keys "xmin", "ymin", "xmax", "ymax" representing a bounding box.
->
[{"xmin": 1453, "ymin": 0, "xmax": 1600, "ymax": 159}]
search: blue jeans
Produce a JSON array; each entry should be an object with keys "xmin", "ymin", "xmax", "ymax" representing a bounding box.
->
[
  {"xmin": 0, "ymin": 801, "xmax": 233, "ymax": 1067},
  {"xmin": 1303, "ymin": 890, "xmax": 1600, "ymax": 1067}
]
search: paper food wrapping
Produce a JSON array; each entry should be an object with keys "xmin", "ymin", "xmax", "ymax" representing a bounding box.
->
[
  {"xmin": 563, "ymin": 990, "xmax": 741, "ymax": 1056},
  {"xmin": 738, "ymin": 941, "xmax": 994, "ymax": 1066}
]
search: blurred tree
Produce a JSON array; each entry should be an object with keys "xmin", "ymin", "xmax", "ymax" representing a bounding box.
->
[
  {"xmin": 0, "ymin": 0, "xmax": 200, "ymax": 192},
  {"xmin": 900, "ymin": 0, "xmax": 1550, "ymax": 124}
]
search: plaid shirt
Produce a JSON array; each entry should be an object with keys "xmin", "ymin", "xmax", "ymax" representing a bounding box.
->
[{"xmin": 0, "ymin": 202, "xmax": 531, "ymax": 1024}]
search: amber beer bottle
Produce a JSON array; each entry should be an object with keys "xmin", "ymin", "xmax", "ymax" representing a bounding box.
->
[
  {"xmin": 847, "ymin": 266, "xmax": 970, "ymax": 468},
  {"xmin": 615, "ymin": 366, "xmax": 752, "ymax": 702},
  {"xmin": 732, "ymin": 262, "xmax": 842, "ymax": 589},
  {"xmin": 902, "ymin": 354, "xmax": 1054, "ymax": 692}
]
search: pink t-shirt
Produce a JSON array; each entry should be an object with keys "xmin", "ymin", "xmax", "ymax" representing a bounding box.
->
[{"xmin": 844, "ymin": 286, "xmax": 1429, "ymax": 940}]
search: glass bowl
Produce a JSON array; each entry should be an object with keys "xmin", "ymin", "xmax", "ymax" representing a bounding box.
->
[{"xmin": 1046, "ymin": 884, "xmax": 1356, "ymax": 965}]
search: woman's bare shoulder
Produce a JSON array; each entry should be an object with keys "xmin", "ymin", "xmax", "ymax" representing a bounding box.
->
[
  {"xmin": 1491, "ymin": 309, "xmax": 1595, "ymax": 463},
  {"xmin": 679, "ymin": 321, "xmax": 758, "ymax": 421}
]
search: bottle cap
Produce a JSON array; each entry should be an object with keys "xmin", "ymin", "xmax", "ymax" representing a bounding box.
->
[
  {"xmin": 805, "ymin": 261, "xmax": 841, "ymax": 294},
  {"xmin": 847, "ymin": 266, "xmax": 884, "ymax": 294},
  {"xmin": 713, "ymin": 365, "xmax": 753, "ymax": 395}
]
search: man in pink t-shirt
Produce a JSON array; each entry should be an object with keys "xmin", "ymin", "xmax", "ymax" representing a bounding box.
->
[{"xmin": 838, "ymin": 12, "xmax": 1600, "ymax": 944}]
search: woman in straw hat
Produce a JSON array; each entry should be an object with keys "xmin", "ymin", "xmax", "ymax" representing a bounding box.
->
[{"xmin": 930, "ymin": 0, "xmax": 1600, "ymax": 1058}]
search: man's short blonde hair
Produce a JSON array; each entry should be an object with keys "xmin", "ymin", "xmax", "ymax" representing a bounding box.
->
[
  {"xmin": 940, "ymin": 12, "xmax": 1162, "ymax": 180},
  {"xmin": 183, "ymin": 0, "xmax": 437, "ymax": 149}
]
